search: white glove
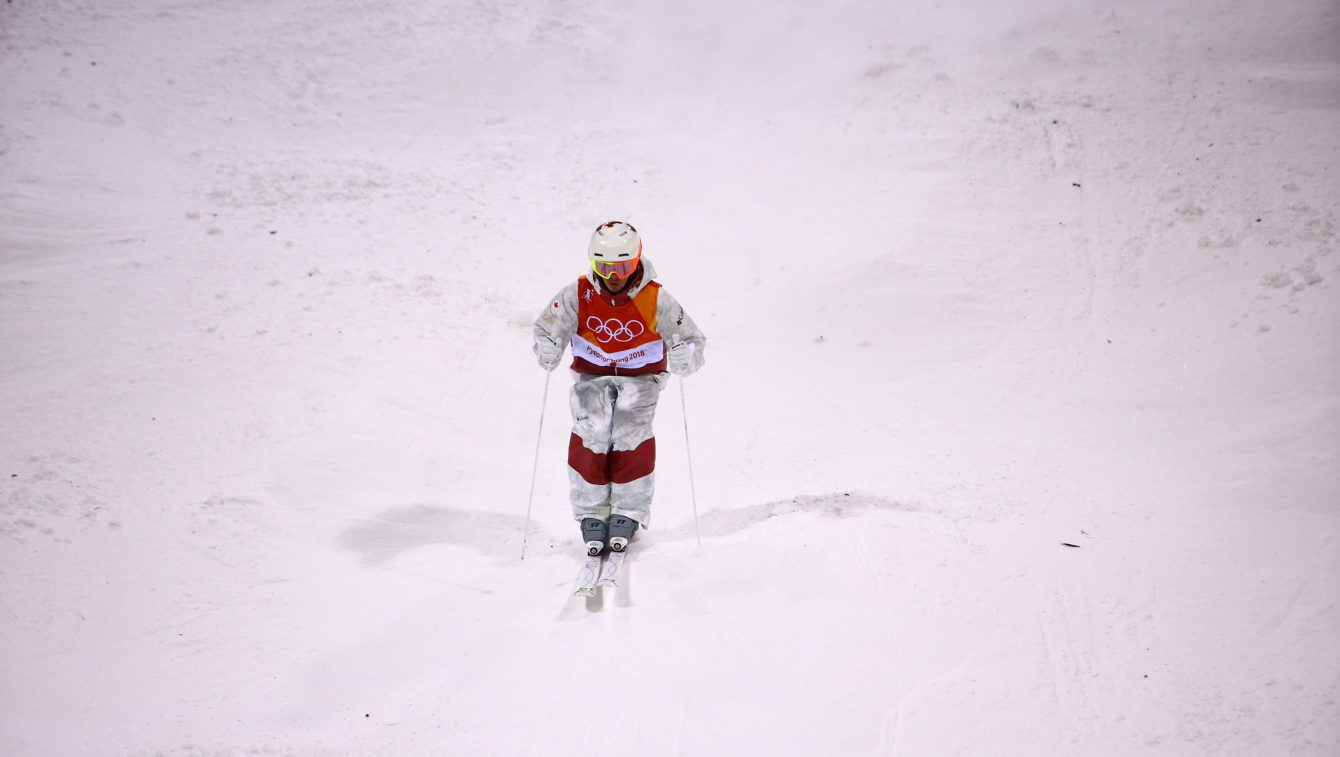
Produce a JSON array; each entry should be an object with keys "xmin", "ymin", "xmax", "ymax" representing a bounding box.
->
[
  {"xmin": 535, "ymin": 336, "xmax": 562, "ymax": 371},
  {"xmin": 668, "ymin": 340, "xmax": 695, "ymax": 376}
]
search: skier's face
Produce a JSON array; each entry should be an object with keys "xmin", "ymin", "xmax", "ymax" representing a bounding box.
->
[{"xmin": 602, "ymin": 274, "xmax": 631, "ymax": 294}]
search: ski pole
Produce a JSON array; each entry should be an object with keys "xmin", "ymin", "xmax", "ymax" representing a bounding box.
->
[
  {"xmin": 674, "ymin": 335, "xmax": 702, "ymax": 549},
  {"xmin": 521, "ymin": 370, "xmax": 551, "ymax": 561},
  {"xmin": 680, "ymin": 378, "xmax": 702, "ymax": 549}
]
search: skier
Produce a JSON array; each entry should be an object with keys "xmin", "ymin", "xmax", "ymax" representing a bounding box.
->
[{"xmin": 533, "ymin": 221, "xmax": 707, "ymax": 559}]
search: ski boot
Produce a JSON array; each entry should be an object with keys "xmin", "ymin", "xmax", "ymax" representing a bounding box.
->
[
  {"xmin": 608, "ymin": 515, "xmax": 639, "ymax": 553},
  {"xmin": 581, "ymin": 517, "xmax": 608, "ymax": 556}
]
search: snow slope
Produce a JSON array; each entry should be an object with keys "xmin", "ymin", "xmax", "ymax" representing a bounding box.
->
[{"xmin": 2, "ymin": 0, "xmax": 1337, "ymax": 754}]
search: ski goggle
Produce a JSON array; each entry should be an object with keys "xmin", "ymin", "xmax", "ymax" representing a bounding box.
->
[{"xmin": 592, "ymin": 257, "xmax": 640, "ymax": 280}]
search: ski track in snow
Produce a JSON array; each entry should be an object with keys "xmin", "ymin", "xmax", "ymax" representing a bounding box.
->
[
  {"xmin": 856, "ymin": 530, "xmax": 906, "ymax": 756},
  {"xmin": 2, "ymin": 0, "xmax": 1339, "ymax": 755}
]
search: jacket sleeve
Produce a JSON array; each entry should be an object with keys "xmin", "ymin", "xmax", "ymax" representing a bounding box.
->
[
  {"xmin": 655, "ymin": 287, "xmax": 707, "ymax": 375},
  {"xmin": 533, "ymin": 280, "xmax": 580, "ymax": 357}
]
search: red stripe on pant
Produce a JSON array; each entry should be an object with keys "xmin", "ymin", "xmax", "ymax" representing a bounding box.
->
[
  {"xmin": 611, "ymin": 437, "xmax": 655, "ymax": 484},
  {"xmin": 568, "ymin": 434, "xmax": 656, "ymax": 485},
  {"xmin": 568, "ymin": 434, "xmax": 609, "ymax": 485}
]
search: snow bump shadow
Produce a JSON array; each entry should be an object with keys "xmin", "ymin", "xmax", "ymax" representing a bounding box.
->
[
  {"xmin": 654, "ymin": 491, "xmax": 915, "ymax": 542},
  {"xmin": 336, "ymin": 504, "xmax": 526, "ymax": 565}
]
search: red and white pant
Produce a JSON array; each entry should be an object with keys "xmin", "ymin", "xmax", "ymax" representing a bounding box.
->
[{"xmin": 567, "ymin": 373, "xmax": 663, "ymax": 526}]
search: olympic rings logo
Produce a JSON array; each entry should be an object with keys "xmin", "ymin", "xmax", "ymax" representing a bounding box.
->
[{"xmin": 586, "ymin": 316, "xmax": 645, "ymax": 344}]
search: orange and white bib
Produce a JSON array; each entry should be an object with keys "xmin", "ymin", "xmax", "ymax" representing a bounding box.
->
[{"xmin": 570, "ymin": 277, "xmax": 666, "ymax": 376}]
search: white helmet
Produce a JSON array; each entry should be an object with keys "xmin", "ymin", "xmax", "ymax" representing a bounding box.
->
[
  {"xmin": 588, "ymin": 221, "xmax": 641, "ymax": 262},
  {"xmin": 587, "ymin": 221, "xmax": 642, "ymax": 281}
]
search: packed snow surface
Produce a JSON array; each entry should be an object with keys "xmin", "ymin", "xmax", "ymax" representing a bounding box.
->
[{"xmin": 2, "ymin": 0, "xmax": 1338, "ymax": 755}]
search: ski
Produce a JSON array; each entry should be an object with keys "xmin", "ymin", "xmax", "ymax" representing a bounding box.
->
[
  {"xmin": 572, "ymin": 520, "xmax": 635, "ymax": 597},
  {"xmin": 573, "ymin": 553, "xmax": 602, "ymax": 597},
  {"xmin": 597, "ymin": 549, "xmax": 626, "ymax": 588}
]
